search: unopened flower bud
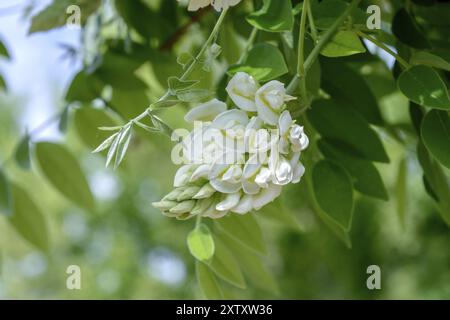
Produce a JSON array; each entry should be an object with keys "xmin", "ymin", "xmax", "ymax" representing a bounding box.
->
[
  {"xmin": 193, "ymin": 183, "xmax": 216, "ymax": 199},
  {"xmin": 177, "ymin": 186, "xmax": 201, "ymax": 201},
  {"xmin": 152, "ymin": 200, "xmax": 178, "ymax": 211},
  {"xmin": 169, "ymin": 200, "xmax": 196, "ymax": 214}
]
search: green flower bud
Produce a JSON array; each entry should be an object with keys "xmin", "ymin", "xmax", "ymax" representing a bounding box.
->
[
  {"xmin": 152, "ymin": 200, "xmax": 178, "ymax": 211},
  {"xmin": 193, "ymin": 183, "xmax": 216, "ymax": 199},
  {"xmin": 169, "ymin": 200, "xmax": 196, "ymax": 214},
  {"xmin": 190, "ymin": 197, "xmax": 214, "ymax": 216},
  {"xmin": 163, "ymin": 187, "xmax": 186, "ymax": 201},
  {"xmin": 177, "ymin": 186, "xmax": 201, "ymax": 201}
]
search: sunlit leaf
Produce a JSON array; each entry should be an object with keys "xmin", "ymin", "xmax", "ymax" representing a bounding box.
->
[
  {"xmin": 228, "ymin": 43, "xmax": 288, "ymax": 81},
  {"xmin": 321, "ymin": 31, "xmax": 366, "ymax": 57},
  {"xmin": 398, "ymin": 65, "xmax": 450, "ymax": 110}
]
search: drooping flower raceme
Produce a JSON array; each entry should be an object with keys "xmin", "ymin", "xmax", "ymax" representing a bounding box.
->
[
  {"xmin": 179, "ymin": 0, "xmax": 242, "ymax": 12},
  {"xmin": 152, "ymin": 72, "xmax": 309, "ymax": 219}
]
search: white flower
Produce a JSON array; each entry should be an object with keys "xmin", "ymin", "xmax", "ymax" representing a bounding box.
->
[
  {"xmin": 184, "ymin": 99, "xmax": 227, "ymax": 123},
  {"xmin": 254, "ymin": 167, "xmax": 272, "ymax": 188},
  {"xmin": 289, "ymin": 125, "xmax": 309, "ymax": 152},
  {"xmin": 255, "ymin": 81, "xmax": 295, "ymax": 125},
  {"xmin": 154, "ymin": 76, "xmax": 310, "ymax": 219},
  {"xmin": 181, "ymin": 0, "xmax": 242, "ymax": 12},
  {"xmin": 226, "ymin": 72, "xmax": 259, "ymax": 112}
]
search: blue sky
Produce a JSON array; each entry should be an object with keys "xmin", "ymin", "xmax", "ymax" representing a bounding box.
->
[{"xmin": 0, "ymin": 0, "xmax": 82, "ymax": 140}]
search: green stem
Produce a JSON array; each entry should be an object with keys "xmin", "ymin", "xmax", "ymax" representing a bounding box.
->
[
  {"xmin": 306, "ymin": 0, "xmax": 318, "ymax": 42},
  {"xmin": 131, "ymin": 8, "xmax": 229, "ymax": 124},
  {"xmin": 237, "ymin": 27, "xmax": 258, "ymax": 64},
  {"xmin": 297, "ymin": 0, "xmax": 308, "ymax": 99},
  {"xmin": 355, "ymin": 30, "xmax": 410, "ymax": 68},
  {"xmin": 287, "ymin": 0, "xmax": 362, "ymax": 94},
  {"xmin": 304, "ymin": 0, "xmax": 361, "ymax": 72},
  {"xmin": 196, "ymin": 214, "xmax": 202, "ymax": 227}
]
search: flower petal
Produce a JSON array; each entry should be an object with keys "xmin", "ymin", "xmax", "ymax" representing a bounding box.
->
[
  {"xmin": 212, "ymin": 109, "xmax": 249, "ymax": 130},
  {"xmin": 252, "ymin": 184, "xmax": 282, "ymax": 210},
  {"xmin": 226, "ymin": 72, "xmax": 258, "ymax": 111},
  {"xmin": 174, "ymin": 164, "xmax": 194, "ymax": 187},
  {"xmin": 184, "ymin": 99, "xmax": 227, "ymax": 123},
  {"xmin": 216, "ymin": 192, "xmax": 241, "ymax": 211},
  {"xmin": 242, "ymin": 179, "xmax": 261, "ymax": 195},
  {"xmin": 210, "ymin": 178, "xmax": 242, "ymax": 194},
  {"xmin": 292, "ymin": 162, "xmax": 305, "ymax": 183},
  {"xmin": 279, "ymin": 110, "xmax": 293, "ymax": 136},
  {"xmin": 231, "ymin": 194, "xmax": 253, "ymax": 214}
]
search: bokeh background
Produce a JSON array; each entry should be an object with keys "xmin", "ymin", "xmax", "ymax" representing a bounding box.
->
[{"xmin": 0, "ymin": 0, "xmax": 449, "ymax": 299}]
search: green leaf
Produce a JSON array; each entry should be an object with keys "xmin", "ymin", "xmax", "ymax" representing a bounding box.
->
[
  {"xmin": 74, "ymin": 106, "xmax": 118, "ymax": 149},
  {"xmin": 317, "ymin": 139, "xmax": 388, "ymax": 200},
  {"xmin": 258, "ymin": 198, "xmax": 302, "ymax": 230},
  {"xmin": 305, "ymin": 170, "xmax": 352, "ymax": 248},
  {"xmin": 114, "ymin": 124, "xmax": 133, "ymax": 169},
  {"xmin": 320, "ymin": 58, "xmax": 383, "ymax": 125},
  {"xmin": 321, "ymin": 31, "xmax": 366, "ymax": 57},
  {"xmin": 311, "ymin": 0, "xmax": 347, "ymax": 30},
  {"xmin": 187, "ymin": 224, "xmax": 215, "ymax": 262},
  {"xmin": 398, "ymin": 65, "xmax": 450, "ymax": 110},
  {"xmin": 177, "ymin": 89, "xmax": 213, "ymax": 103},
  {"xmin": 9, "ymin": 184, "xmax": 49, "ymax": 252},
  {"xmin": 410, "ymin": 51, "xmax": 450, "ymax": 72},
  {"xmin": 93, "ymin": 132, "xmax": 119, "ymax": 154},
  {"xmin": 115, "ymin": 0, "xmax": 175, "ymax": 41},
  {"xmin": 307, "ymin": 99, "xmax": 389, "ymax": 163},
  {"xmin": 109, "ymin": 88, "xmax": 150, "ymax": 119},
  {"xmin": 196, "ymin": 261, "xmax": 224, "ymax": 300},
  {"xmin": 209, "ymin": 236, "xmax": 246, "ymax": 289},
  {"xmin": 177, "ymin": 52, "xmax": 193, "ymax": 69},
  {"xmin": 65, "ymin": 71, "xmax": 103, "ymax": 103},
  {"xmin": 35, "ymin": 142, "xmax": 95, "ymax": 211},
  {"xmin": 58, "ymin": 105, "xmax": 70, "ymax": 133},
  {"xmin": 0, "ymin": 74, "xmax": 5, "ymax": 90},
  {"xmin": 167, "ymin": 77, "xmax": 199, "ymax": 95},
  {"xmin": 0, "ymin": 170, "xmax": 12, "ymax": 216},
  {"xmin": 228, "ymin": 43, "xmax": 288, "ymax": 82},
  {"xmin": 417, "ymin": 143, "xmax": 450, "ymax": 226},
  {"xmin": 94, "ymin": 52, "xmax": 146, "ymax": 91},
  {"xmin": 14, "ymin": 135, "xmax": 31, "ymax": 170},
  {"xmin": 312, "ymin": 160, "xmax": 354, "ymax": 230},
  {"xmin": 246, "ymin": 0, "xmax": 293, "ymax": 32},
  {"xmin": 216, "ymin": 230, "xmax": 278, "ymax": 294},
  {"xmin": 421, "ymin": 110, "xmax": 450, "ymax": 169},
  {"xmin": 0, "ymin": 40, "xmax": 10, "ymax": 59},
  {"xmin": 215, "ymin": 213, "xmax": 266, "ymax": 255},
  {"xmin": 29, "ymin": 0, "xmax": 101, "ymax": 34},
  {"xmin": 392, "ymin": 8, "xmax": 430, "ymax": 49},
  {"xmin": 396, "ymin": 158, "xmax": 407, "ymax": 227},
  {"xmin": 152, "ymin": 99, "xmax": 181, "ymax": 109},
  {"xmin": 219, "ymin": 21, "xmax": 246, "ymax": 65}
]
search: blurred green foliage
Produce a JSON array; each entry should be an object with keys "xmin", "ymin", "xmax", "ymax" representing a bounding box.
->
[{"xmin": 0, "ymin": 0, "xmax": 449, "ymax": 299}]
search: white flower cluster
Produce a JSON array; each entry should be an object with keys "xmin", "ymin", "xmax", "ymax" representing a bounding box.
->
[
  {"xmin": 180, "ymin": 0, "xmax": 242, "ymax": 12},
  {"xmin": 153, "ymin": 72, "xmax": 309, "ymax": 219}
]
